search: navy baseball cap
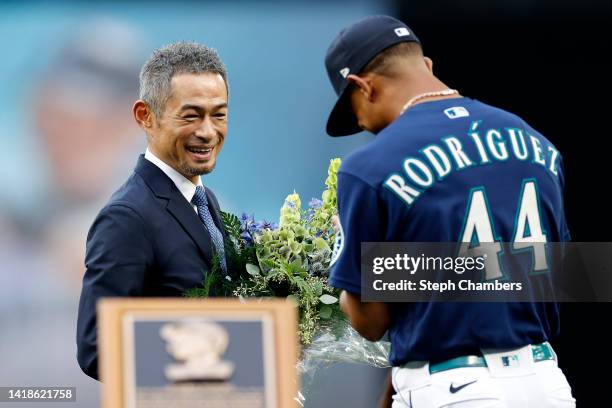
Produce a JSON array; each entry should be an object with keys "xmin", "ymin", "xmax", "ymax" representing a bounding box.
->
[{"xmin": 325, "ymin": 15, "xmax": 421, "ymax": 136}]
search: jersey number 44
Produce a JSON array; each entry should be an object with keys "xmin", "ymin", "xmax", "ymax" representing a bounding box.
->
[{"xmin": 459, "ymin": 178, "xmax": 549, "ymax": 280}]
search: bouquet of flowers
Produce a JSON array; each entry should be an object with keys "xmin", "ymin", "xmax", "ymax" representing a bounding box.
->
[{"xmin": 185, "ymin": 158, "xmax": 390, "ymax": 402}]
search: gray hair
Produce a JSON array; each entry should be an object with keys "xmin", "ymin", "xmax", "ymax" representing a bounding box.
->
[{"xmin": 138, "ymin": 41, "xmax": 228, "ymax": 118}]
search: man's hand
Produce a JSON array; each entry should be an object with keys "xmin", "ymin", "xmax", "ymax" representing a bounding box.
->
[{"xmin": 339, "ymin": 290, "xmax": 390, "ymax": 341}]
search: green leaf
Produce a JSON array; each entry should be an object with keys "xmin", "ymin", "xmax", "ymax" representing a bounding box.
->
[
  {"xmin": 319, "ymin": 305, "xmax": 332, "ymax": 319},
  {"xmin": 293, "ymin": 225, "xmax": 307, "ymax": 237},
  {"xmin": 258, "ymin": 258, "xmax": 276, "ymax": 273},
  {"xmin": 246, "ymin": 263, "xmax": 261, "ymax": 276},
  {"xmin": 259, "ymin": 231, "xmax": 272, "ymax": 243},
  {"xmin": 292, "ymin": 275, "xmax": 309, "ymax": 292},
  {"xmin": 313, "ymin": 237, "xmax": 328, "ymax": 250},
  {"xmin": 319, "ymin": 294, "xmax": 338, "ymax": 304},
  {"xmin": 289, "ymin": 241, "xmax": 302, "ymax": 254},
  {"xmin": 289, "ymin": 257, "xmax": 304, "ymax": 273},
  {"xmin": 183, "ymin": 287, "xmax": 209, "ymax": 298},
  {"xmin": 286, "ymin": 295, "xmax": 299, "ymax": 306},
  {"xmin": 313, "ymin": 280, "xmax": 323, "ymax": 297},
  {"xmin": 221, "ymin": 211, "xmax": 241, "ymax": 239}
]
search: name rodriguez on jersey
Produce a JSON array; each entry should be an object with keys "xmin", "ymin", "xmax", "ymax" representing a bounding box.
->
[
  {"xmin": 384, "ymin": 120, "xmax": 561, "ymax": 207},
  {"xmin": 373, "ymin": 279, "xmax": 523, "ymax": 292}
]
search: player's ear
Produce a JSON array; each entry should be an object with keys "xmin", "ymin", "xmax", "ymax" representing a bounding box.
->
[
  {"xmin": 347, "ymin": 74, "xmax": 373, "ymax": 101},
  {"xmin": 133, "ymin": 100, "xmax": 155, "ymax": 130},
  {"xmin": 424, "ymin": 56, "xmax": 434, "ymax": 73}
]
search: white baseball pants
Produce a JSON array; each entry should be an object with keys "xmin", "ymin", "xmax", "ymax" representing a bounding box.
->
[{"xmin": 391, "ymin": 344, "xmax": 575, "ymax": 407}]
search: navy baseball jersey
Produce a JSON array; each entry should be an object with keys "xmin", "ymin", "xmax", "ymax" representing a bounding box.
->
[{"xmin": 329, "ymin": 97, "xmax": 570, "ymax": 366}]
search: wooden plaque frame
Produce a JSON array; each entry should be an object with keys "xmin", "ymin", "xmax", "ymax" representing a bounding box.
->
[{"xmin": 98, "ymin": 298, "xmax": 298, "ymax": 408}]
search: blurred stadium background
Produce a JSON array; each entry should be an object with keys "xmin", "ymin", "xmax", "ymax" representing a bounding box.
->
[{"xmin": 0, "ymin": 0, "xmax": 610, "ymax": 407}]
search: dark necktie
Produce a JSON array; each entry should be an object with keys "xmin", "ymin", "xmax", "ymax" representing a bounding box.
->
[{"xmin": 191, "ymin": 186, "xmax": 227, "ymax": 273}]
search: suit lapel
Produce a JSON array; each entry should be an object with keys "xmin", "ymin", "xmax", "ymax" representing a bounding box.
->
[
  {"xmin": 134, "ymin": 155, "xmax": 214, "ymax": 267},
  {"xmin": 166, "ymin": 189, "xmax": 214, "ymax": 266}
]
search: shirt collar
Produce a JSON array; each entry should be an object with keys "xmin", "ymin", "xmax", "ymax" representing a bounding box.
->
[{"xmin": 144, "ymin": 148, "xmax": 203, "ymax": 204}]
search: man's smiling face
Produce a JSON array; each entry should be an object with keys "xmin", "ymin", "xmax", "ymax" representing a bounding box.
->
[{"xmin": 148, "ymin": 72, "xmax": 228, "ymax": 181}]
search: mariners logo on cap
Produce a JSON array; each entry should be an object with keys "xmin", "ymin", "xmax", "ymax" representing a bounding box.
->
[
  {"xmin": 339, "ymin": 67, "xmax": 350, "ymax": 78},
  {"xmin": 394, "ymin": 27, "xmax": 410, "ymax": 37}
]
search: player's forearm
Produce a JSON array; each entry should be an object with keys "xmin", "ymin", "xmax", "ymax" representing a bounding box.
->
[{"xmin": 340, "ymin": 290, "xmax": 390, "ymax": 341}]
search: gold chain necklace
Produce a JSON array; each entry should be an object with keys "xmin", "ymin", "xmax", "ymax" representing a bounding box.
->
[{"xmin": 400, "ymin": 89, "xmax": 459, "ymax": 115}]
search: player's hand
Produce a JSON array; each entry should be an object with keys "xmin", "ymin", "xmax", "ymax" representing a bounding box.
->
[
  {"xmin": 340, "ymin": 290, "xmax": 390, "ymax": 342},
  {"xmin": 332, "ymin": 215, "xmax": 340, "ymax": 234}
]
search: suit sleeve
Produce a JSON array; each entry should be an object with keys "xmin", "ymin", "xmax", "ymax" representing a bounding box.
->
[
  {"xmin": 76, "ymin": 204, "xmax": 153, "ymax": 380},
  {"xmin": 329, "ymin": 172, "xmax": 384, "ymax": 296}
]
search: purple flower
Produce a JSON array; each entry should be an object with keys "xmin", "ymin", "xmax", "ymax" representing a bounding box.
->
[
  {"xmin": 237, "ymin": 213, "xmax": 277, "ymax": 246},
  {"xmin": 240, "ymin": 230, "xmax": 254, "ymax": 246},
  {"xmin": 251, "ymin": 222, "xmax": 264, "ymax": 234},
  {"xmin": 308, "ymin": 198, "xmax": 323, "ymax": 210},
  {"xmin": 240, "ymin": 213, "xmax": 255, "ymax": 231},
  {"xmin": 263, "ymin": 220, "xmax": 278, "ymax": 230}
]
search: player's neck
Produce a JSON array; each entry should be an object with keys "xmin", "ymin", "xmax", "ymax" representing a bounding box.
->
[{"xmin": 390, "ymin": 75, "xmax": 460, "ymax": 118}]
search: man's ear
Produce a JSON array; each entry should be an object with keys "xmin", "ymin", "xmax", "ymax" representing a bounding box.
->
[
  {"xmin": 133, "ymin": 100, "xmax": 155, "ymax": 130},
  {"xmin": 424, "ymin": 56, "xmax": 434, "ymax": 73},
  {"xmin": 346, "ymin": 74, "xmax": 373, "ymax": 101}
]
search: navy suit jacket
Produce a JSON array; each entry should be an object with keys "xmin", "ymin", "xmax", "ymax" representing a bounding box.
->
[{"xmin": 76, "ymin": 155, "xmax": 226, "ymax": 380}]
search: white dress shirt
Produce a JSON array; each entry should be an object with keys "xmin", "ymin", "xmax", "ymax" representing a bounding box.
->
[{"xmin": 144, "ymin": 148, "xmax": 202, "ymax": 213}]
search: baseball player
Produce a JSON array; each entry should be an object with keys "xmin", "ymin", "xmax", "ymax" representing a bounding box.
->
[{"xmin": 324, "ymin": 16, "xmax": 575, "ymax": 407}]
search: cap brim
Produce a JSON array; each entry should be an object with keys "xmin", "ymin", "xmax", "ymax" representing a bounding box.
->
[{"xmin": 326, "ymin": 89, "xmax": 363, "ymax": 137}]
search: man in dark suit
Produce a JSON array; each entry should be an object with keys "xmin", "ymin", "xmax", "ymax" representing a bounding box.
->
[{"xmin": 76, "ymin": 42, "xmax": 230, "ymax": 380}]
